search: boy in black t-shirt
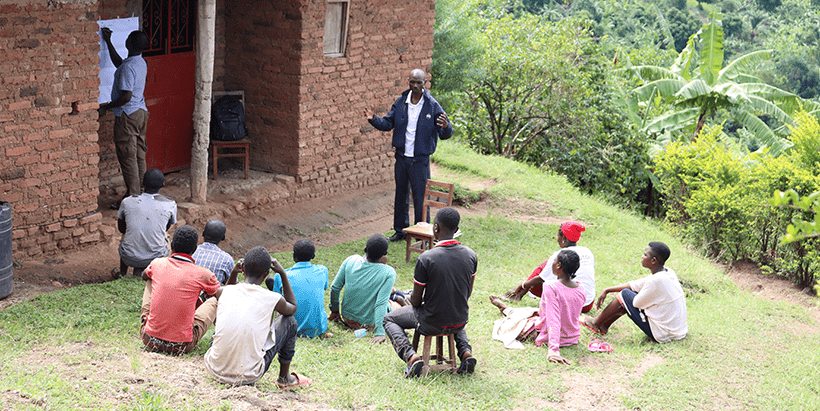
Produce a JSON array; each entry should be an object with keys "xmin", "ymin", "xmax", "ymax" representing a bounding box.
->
[{"xmin": 383, "ymin": 207, "xmax": 478, "ymax": 378}]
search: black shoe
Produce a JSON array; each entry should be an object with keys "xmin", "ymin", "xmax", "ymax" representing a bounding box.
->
[
  {"xmin": 457, "ymin": 357, "xmax": 477, "ymax": 375},
  {"xmin": 388, "ymin": 232, "xmax": 406, "ymax": 242}
]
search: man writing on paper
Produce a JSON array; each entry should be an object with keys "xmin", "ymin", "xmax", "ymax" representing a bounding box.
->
[{"xmin": 100, "ymin": 28, "xmax": 150, "ymax": 209}]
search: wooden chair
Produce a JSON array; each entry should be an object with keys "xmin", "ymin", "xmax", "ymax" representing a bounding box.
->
[
  {"xmin": 210, "ymin": 91, "xmax": 249, "ymax": 180},
  {"xmin": 403, "ymin": 180, "xmax": 455, "ymax": 262},
  {"xmin": 412, "ymin": 331, "xmax": 457, "ymax": 377}
]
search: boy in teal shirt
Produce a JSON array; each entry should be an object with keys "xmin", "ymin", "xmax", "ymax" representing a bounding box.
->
[
  {"xmin": 328, "ymin": 234, "xmax": 396, "ymax": 344},
  {"xmin": 267, "ymin": 239, "xmax": 330, "ymax": 338}
]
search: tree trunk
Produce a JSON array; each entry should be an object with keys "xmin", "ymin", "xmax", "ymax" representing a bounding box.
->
[
  {"xmin": 191, "ymin": 0, "xmax": 216, "ymax": 204},
  {"xmin": 693, "ymin": 105, "xmax": 709, "ymax": 141}
]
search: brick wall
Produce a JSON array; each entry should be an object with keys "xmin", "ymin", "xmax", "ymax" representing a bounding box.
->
[
  {"xmin": 223, "ymin": 0, "xmax": 436, "ymax": 197},
  {"xmin": 222, "ymin": 0, "xmax": 302, "ymax": 176},
  {"xmin": 0, "ymin": 0, "xmax": 105, "ymax": 260},
  {"xmin": 0, "ymin": 0, "xmax": 437, "ymax": 260}
]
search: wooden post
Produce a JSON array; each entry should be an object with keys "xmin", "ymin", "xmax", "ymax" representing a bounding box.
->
[{"xmin": 191, "ymin": 0, "xmax": 216, "ymax": 204}]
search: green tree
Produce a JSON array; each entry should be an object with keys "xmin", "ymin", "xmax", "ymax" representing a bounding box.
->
[
  {"xmin": 774, "ymin": 56, "xmax": 820, "ymax": 99},
  {"xmin": 458, "ymin": 16, "xmax": 595, "ymax": 160},
  {"xmin": 621, "ymin": 12, "xmax": 816, "ymax": 155},
  {"xmin": 666, "ymin": 8, "xmax": 699, "ymax": 52}
]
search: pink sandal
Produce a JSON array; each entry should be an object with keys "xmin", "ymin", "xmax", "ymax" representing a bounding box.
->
[
  {"xmin": 277, "ymin": 372, "xmax": 312, "ymax": 390},
  {"xmin": 587, "ymin": 340, "xmax": 613, "ymax": 352},
  {"xmin": 579, "ymin": 315, "xmax": 605, "ymax": 335}
]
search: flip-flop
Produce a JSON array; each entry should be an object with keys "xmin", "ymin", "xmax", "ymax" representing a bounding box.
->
[
  {"xmin": 277, "ymin": 372, "xmax": 312, "ymax": 390},
  {"xmin": 579, "ymin": 315, "xmax": 604, "ymax": 335},
  {"xmin": 587, "ymin": 340, "xmax": 614, "ymax": 352},
  {"xmin": 457, "ymin": 357, "xmax": 477, "ymax": 375},
  {"xmin": 404, "ymin": 359, "xmax": 424, "ymax": 378}
]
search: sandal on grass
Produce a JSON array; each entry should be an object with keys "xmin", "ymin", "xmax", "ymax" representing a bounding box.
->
[
  {"xmin": 579, "ymin": 315, "xmax": 604, "ymax": 335},
  {"xmin": 277, "ymin": 372, "xmax": 312, "ymax": 390},
  {"xmin": 404, "ymin": 359, "xmax": 424, "ymax": 378},
  {"xmin": 587, "ymin": 340, "xmax": 614, "ymax": 352}
]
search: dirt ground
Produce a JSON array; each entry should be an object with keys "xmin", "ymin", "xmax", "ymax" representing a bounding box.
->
[{"xmin": 2, "ymin": 162, "xmax": 819, "ymax": 410}]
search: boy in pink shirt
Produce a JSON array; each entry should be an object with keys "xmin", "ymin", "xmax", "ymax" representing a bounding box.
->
[{"xmin": 491, "ymin": 249, "xmax": 585, "ymax": 364}]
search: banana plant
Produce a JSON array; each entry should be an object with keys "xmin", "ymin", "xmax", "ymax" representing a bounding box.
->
[{"xmin": 620, "ymin": 12, "xmax": 819, "ymax": 156}]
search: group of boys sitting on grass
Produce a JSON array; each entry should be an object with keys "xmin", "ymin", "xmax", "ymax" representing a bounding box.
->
[
  {"xmin": 135, "ymin": 207, "xmax": 688, "ymax": 388},
  {"xmin": 136, "ymin": 206, "xmax": 477, "ymax": 386}
]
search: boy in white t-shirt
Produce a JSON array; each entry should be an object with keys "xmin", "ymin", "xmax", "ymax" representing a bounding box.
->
[
  {"xmin": 580, "ymin": 241, "xmax": 687, "ymax": 343},
  {"xmin": 204, "ymin": 246, "xmax": 312, "ymax": 388}
]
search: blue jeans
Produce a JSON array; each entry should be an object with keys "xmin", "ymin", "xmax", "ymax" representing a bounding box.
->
[
  {"xmin": 393, "ymin": 153, "xmax": 431, "ymax": 232},
  {"xmin": 383, "ymin": 305, "xmax": 472, "ymax": 363},
  {"xmin": 620, "ymin": 289, "xmax": 656, "ymax": 342},
  {"xmin": 263, "ymin": 315, "xmax": 298, "ymax": 373}
]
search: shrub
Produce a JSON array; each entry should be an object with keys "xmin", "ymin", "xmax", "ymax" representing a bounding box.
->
[{"xmin": 655, "ymin": 116, "xmax": 820, "ymax": 287}]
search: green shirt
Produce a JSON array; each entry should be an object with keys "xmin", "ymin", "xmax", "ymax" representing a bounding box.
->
[{"xmin": 329, "ymin": 255, "xmax": 396, "ymax": 336}]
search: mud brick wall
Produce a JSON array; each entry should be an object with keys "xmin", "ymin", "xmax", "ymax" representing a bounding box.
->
[
  {"xmin": 296, "ymin": 0, "xmax": 436, "ymax": 198},
  {"xmin": 0, "ymin": 0, "xmax": 105, "ymax": 261},
  {"xmin": 223, "ymin": 0, "xmax": 435, "ymax": 198}
]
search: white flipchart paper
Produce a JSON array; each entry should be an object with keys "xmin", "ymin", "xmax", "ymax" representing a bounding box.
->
[{"xmin": 97, "ymin": 17, "xmax": 140, "ymax": 104}]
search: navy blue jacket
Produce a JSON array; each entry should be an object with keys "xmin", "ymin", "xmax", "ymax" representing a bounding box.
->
[{"xmin": 368, "ymin": 89, "xmax": 454, "ymax": 157}]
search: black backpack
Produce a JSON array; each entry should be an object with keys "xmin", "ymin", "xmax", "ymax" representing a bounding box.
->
[{"xmin": 210, "ymin": 95, "xmax": 248, "ymax": 141}]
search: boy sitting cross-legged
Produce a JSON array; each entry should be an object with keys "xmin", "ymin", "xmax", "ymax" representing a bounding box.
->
[
  {"xmin": 204, "ymin": 246, "xmax": 312, "ymax": 389},
  {"xmin": 139, "ymin": 225, "xmax": 234, "ymax": 355},
  {"xmin": 266, "ymin": 239, "xmax": 331, "ymax": 338},
  {"xmin": 328, "ymin": 234, "xmax": 397, "ymax": 344},
  {"xmin": 383, "ymin": 207, "xmax": 478, "ymax": 378}
]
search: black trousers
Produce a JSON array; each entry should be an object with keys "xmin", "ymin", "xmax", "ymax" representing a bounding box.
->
[
  {"xmin": 393, "ymin": 153, "xmax": 430, "ymax": 233},
  {"xmin": 383, "ymin": 305, "xmax": 472, "ymax": 363}
]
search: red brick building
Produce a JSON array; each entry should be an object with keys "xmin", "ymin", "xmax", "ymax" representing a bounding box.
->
[{"xmin": 1, "ymin": 0, "xmax": 437, "ymax": 260}]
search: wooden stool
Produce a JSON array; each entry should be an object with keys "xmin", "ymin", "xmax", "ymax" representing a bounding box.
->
[
  {"xmin": 412, "ymin": 331, "xmax": 457, "ymax": 376},
  {"xmin": 210, "ymin": 138, "xmax": 250, "ymax": 180}
]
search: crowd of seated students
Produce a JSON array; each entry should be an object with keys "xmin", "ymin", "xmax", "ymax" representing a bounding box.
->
[{"xmin": 125, "ymin": 203, "xmax": 688, "ymax": 389}]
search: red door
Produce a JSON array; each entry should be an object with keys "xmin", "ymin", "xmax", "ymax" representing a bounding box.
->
[{"xmin": 142, "ymin": 0, "xmax": 196, "ymax": 173}]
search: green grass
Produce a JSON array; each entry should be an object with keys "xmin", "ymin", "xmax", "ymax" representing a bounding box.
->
[{"xmin": 1, "ymin": 140, "xmax": 819, "ymax": 410}]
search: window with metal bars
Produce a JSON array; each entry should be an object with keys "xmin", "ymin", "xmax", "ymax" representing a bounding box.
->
[{"xmin": 142, "ymin": 0, "xmax": 196, "ymax": 57}]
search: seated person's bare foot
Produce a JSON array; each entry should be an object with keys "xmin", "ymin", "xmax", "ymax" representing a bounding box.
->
[
  {"xmin": 579, "ymin": 315, "xmax": 607, "ymax": 335},
  {"xmin": 488, "ymin": 295, "xmax": 509, "ymax": 314},
  {"xmin": 503, "ymin": 286, "xmax": 526, "ymax": 301}
]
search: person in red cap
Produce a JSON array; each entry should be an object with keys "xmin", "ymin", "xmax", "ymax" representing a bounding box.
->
[{"xmin": 504, "ymin": 222, "xmax": 596, "ymax": 313}]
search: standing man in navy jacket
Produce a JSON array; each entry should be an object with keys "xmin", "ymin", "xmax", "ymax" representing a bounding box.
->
[{"xmin": 366, "ymin": 69, "xmax": 454, "ymax": 242}]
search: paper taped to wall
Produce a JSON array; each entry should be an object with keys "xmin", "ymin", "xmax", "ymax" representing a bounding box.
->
[{"xmin": 97, "ymin": 17, "xmax": 139, "ymax": 105}]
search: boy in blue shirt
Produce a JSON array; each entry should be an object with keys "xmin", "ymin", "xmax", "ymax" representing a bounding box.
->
[{"xmin": 267, "ymin": 239, "xmax": 330, "ymax": 338}]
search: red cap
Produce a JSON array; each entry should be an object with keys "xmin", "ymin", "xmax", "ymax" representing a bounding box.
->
[{"xmin": 561, "ymin": 222, "xmax": 585, "ymax": 242}]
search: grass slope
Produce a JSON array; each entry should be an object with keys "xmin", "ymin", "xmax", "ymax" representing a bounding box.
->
[{"xmin": 0, "ymin": 140, "xmax": 818, "ymax": 410}]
